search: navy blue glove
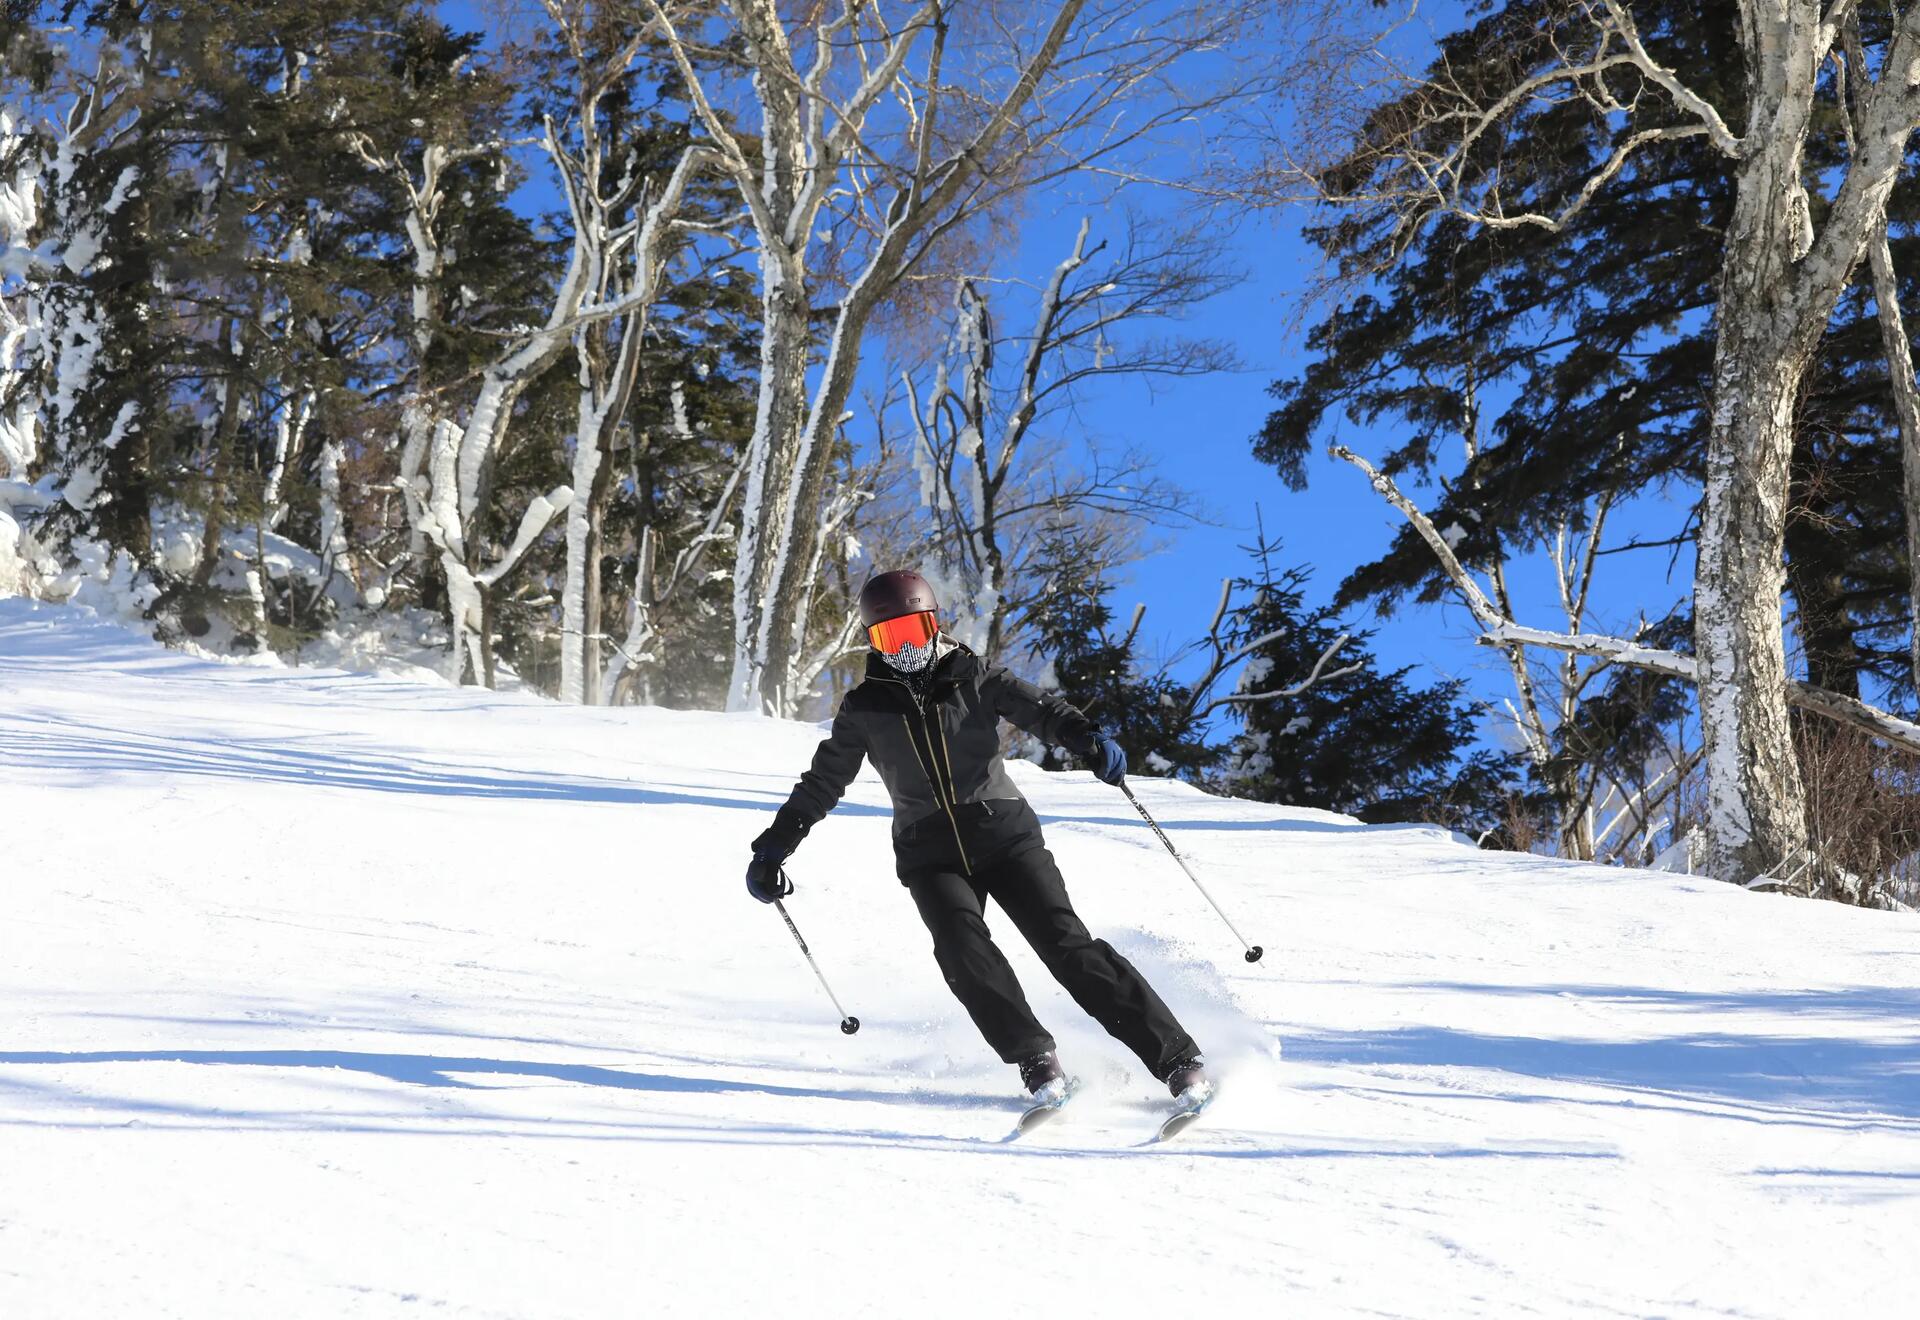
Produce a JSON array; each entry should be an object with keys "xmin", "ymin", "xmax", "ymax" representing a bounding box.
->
[
  {"xmin": 745, "ymin": 850, "xmax": 794, "ymax": 904},
  {"xmin": 1091, "ymin": 735, "xmax": 1127, "ymax": 786}
]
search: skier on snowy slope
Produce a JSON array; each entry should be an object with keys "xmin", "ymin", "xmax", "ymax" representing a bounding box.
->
[{"xmin": 746, "ymin": 569, "xmax": 1210, "ymax": 1111}]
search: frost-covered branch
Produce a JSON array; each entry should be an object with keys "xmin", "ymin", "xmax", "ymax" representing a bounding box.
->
[
  {"xmin": 684, "ymin": 0, "xmax": 1256, "ymax": 713},
  {"xmin": 600, "ymin": 443, "xmax": 749, "ymax": 706},
  {"xmin": 1169, "ymin": 576, "xmax": 1361, "ymax": 723}
]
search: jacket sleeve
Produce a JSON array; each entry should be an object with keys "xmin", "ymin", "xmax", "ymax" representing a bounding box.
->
[
  {"xmin": 754, "ymin": 703, "xmax": 866, "ymax": 857},
  {"xmin": 983, "ymin": 665, "xmax": 1102, "ymax": 757}
]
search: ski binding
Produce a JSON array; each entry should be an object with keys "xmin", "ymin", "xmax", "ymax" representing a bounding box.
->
[
  {"xmin": 1012, "ymin": 1076, "xmax": 1079, "ymax": 1137},
  {"xmin": 1155, "ymin": 1079, "xmax": 1216, "ymax": 1142}
]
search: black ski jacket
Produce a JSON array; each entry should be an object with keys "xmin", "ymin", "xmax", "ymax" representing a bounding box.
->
[{"xmin": 756, "ymin": 641, "xmax": 1101, "ymax": 868}]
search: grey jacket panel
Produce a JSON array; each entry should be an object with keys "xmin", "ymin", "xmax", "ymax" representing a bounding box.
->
[{"xmin": 759, "ymin": 642, "xmax": 1102, "ymax": 857}]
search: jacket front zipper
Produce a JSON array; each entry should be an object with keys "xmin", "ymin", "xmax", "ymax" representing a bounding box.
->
[
  {"xmin": 875, "ymin": 672, "xmax": 974, "ymax": 874},
  {"xmin": 899, "ymin": 704, "xmax": 972, "ymax": 874}
]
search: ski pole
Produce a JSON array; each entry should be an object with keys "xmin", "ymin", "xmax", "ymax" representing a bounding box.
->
[
  {"xmin": 772, "ymin": 890, "xmax": 860, "ymax": 1034},
  {"xmin": 1117, "ymin": 780, "xmax": 1265, "ymax": 964}
]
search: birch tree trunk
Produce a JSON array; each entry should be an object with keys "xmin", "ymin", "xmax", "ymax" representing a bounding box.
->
[
  {"xmin": 1293, "ymin": 0, "xmax": 1920, "ymax": 884},
  {"xmin": 724, "ymin": 244, "xmax": 811, "ymax": 710},
  {"xmin": 1694, "ymin": 35, "xmax": 1813, "ymax": 878},
  {"xmin": 1865, "ymin": 225, "xmax": 1920, "ymax": 690},
  {"xmin": 1694, "ymin": 357, "xmax": 1810, "ymax": 884},
  {"xmin": 1692, "ymin": 1, "xmax": 1918, "ymax": 882}
]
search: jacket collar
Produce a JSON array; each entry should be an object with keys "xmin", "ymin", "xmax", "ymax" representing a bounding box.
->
[{"xmin": 863, "ymin": 635, "xmax": 978, "ymax": 689}]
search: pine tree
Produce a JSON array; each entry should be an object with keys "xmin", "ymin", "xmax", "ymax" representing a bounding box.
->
[
  {"xmin": 1214, "ymin": 554, "xmax": 1521, "ymax": 836},
  {"xmin": 1024, "ymin": 523, "xmax": 1217, "ymax": 779},
  {"xmin": 18, "ymin": 3, "xmax": 180, "ymax": 580}
]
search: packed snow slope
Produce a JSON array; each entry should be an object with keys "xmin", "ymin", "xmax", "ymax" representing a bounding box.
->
[{"xmin": 3, "ymin": 599, "xmax": 1917, "ymax": 1319}]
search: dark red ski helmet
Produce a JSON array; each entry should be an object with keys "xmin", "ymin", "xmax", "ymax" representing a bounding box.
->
[{"xmin": 857, "ymin": 569, "xmax": 939, "ymax": 628}]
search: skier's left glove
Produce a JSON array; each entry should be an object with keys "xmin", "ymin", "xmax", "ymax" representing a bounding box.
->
[
  {"xmin": 1091, "ymin": 735, "xmax": 1128, "ymax": 786},
  {"xmin": 745, "ymin": 850, "xmax": 794, "ymax": 904}
]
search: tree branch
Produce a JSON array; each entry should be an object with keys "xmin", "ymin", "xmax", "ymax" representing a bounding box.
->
[{"xmin": 1331, "ymin": 443, "xmax": 1920, "ymax": 755}]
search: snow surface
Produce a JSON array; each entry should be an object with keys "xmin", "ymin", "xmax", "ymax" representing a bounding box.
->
[{"xmin": 2, "ymin": 596, "xmax": 1917, "ymax": 1318}]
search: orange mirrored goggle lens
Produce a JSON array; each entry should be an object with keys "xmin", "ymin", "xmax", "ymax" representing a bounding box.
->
[{"xmin": 867, "ymin": 611, "xmax": 939, "ymax": 655}]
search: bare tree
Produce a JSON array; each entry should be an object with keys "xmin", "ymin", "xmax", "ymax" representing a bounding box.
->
[
  {"xmin": 1278, "ymin": 0, "xmax": 1920, "ymax": 884},
  {"xmin": 348, "ymin": 20, "xmax": 704, "ymax": 688},
  {"xmin": 534, "ymin": 2, "xmax": 716, "ymax": 704},
  {"xmin": 1174, "ymin": 576, "xmax": 1362, "ymax": 722},
  {"xmin": 1435, "ymin": 365, "xmax": 1641, "ymax": 862},
  {"xmin": 902, "ymin": 216, "xmax": 1229, "ymax": 660},
  {"xmin": 646, "ymin": 0, "xmax": 1257, "ymax": 715},
  {"xmin": 598, "ymin": 426, "xmax": 749, "ymax": 705}
]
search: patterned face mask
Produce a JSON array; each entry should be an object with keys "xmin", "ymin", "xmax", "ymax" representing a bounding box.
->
[{"xmin": 882, "ymin": 635, "xmax": 938, "ymax": 673}]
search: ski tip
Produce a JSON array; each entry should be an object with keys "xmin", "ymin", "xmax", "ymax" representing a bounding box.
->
[{"xmin": 1014, "ymin": 1106, "xmax": 1061, "ymax": 1137}]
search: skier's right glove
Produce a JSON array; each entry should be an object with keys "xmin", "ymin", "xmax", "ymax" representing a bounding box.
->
[
  {"xmin": 745, "ymin": 850, "xmax": 794, "ymax": 904},
  {"xmin": 752, "ymin": 805, "xmax": 809, "ymax": 860}
]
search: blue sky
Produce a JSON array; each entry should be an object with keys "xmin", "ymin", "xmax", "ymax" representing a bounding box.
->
[{"xmin": 985, "ymin": 180, "xmax": 1697, "ymax": 722}]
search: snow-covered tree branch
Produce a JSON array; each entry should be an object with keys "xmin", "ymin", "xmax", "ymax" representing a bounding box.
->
[{"xmin": 643, "ymin": 0, "xmax": 1257, "ymax": 715}]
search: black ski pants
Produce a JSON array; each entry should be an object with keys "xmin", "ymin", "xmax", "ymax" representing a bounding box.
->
[{"xmin": 899, "ymin": 801, "xmax": 1197, "ymax": 1079}]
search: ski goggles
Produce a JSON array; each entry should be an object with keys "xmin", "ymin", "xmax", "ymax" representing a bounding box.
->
[{"xmin": 867, "ymin": 610, "xmax": 939, "ymax": 655}]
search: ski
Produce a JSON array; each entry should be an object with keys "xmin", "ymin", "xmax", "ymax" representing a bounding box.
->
[
  {"xmin": 1154, "ymin": 1080, "xmax": 1216, "ymax": 1142},
  {"xmin": 1011, "ymin": 1076, "xmax": 1080, "ymax": 1138}
]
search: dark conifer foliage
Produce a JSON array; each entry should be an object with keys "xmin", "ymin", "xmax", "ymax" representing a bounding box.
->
[
  {"xmin": 1259, "ymin": 0, "xmax": 1912, "ymax": 703},
  {"xmin": 1211, "ymin": 553, "xmax": 1521, "ymax": 837},
  {"xmin": 1021, "ymin": 525, "xmax": 1519, "ymax": 837},
  {"xmin": 3, "ymin": 2, "xmax": 759, "ymax": 698},
  {"xmin": 1024, "ymin": 524, "xmax": 1219, "ymax": 781}
]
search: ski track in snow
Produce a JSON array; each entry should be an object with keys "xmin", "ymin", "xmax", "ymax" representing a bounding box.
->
[{"xmin": 1, "ymin": 597, "xmax": 1917, "ymax": 1318}]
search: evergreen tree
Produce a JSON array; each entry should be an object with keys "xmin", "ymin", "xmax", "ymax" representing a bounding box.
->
[
  {"xmin": 1024, "ymin": 523, "xmax": 1217, "ymax": 780},
  {"xmin": 1019, "ymin": 524, "xmax": 1521, "ymax": 836},
  {"xmin": 4, "ymin": 2, "xmax": 560, "ymax": 655},
  {"xmin": 19, "ymin": 2, "xmax": 181, "ymax": 576},
  {"xmin": 1214, "ymin": 552, "xmax": 1521, "ymax": 836},
  {"xmin": 149, "ymin": 0, "xmax": 453, "ymax": 646}
]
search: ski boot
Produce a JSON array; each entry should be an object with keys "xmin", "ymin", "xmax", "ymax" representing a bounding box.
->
[
  {"xmin": 1019, "ymin": 1050, "xmax": 1068, "ymax": 1107},
  {"xmin": 1165, "ymin": 1056, "xmax": 1213, "ymax": 1110}
]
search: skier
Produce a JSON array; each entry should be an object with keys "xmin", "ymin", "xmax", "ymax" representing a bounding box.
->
[{"xmin": 745, "ymin": 569, "xmax": 1210, "ymax": 1112}]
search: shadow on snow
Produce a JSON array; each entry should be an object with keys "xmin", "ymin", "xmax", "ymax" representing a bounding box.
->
[
  {"xmin": 0, "ymin": 1046, "xmax": 1621, "ymax": 1162},
  {"xmin": 0, "ymin": 720, "xmax": 886, "ymax": 816},
  {"xmin": 1286, "ymin": 981, "xmax": 1920, "ymax": 1121}
]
